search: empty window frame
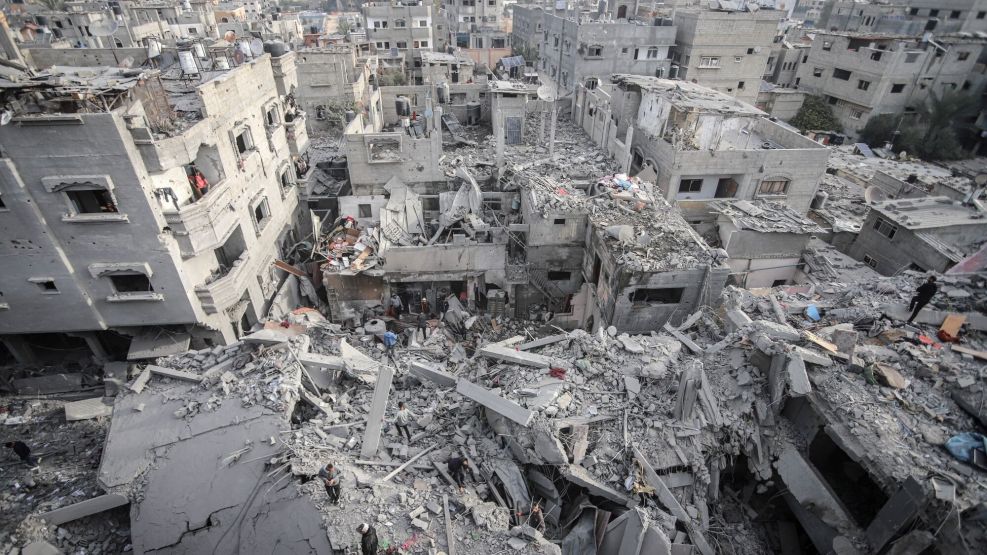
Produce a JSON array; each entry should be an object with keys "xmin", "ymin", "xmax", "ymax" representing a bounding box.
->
[
  {"xmin": 678, "ymin": 178, "xmax": 703, "ymax": 193},
  {"xmin": 629, "ymin": 287, "xmax": 684, "ymax": 304},
  {"xmin": 862, "ymin": 254, "xmax": 878, "ymax": 269},
  {"xmin": 891, "ymin": 83, "xmax": 905, "ymax": 93},
  {"xmin": 252, "ymin": 197, "xmax": 271, "ymax": 232},
  {"xmin": 873, "ymin": 217, "xmax": 898, "ymax": 239},
  {"xmin": 833, "ymin": 68, "xmax": 851, "ymax": 80},
  {"xmin": 109, "ymin": 273, "xmax": 153, "ymax": 293},
  {"xmin": 698, "ymin": 56, "xmax": 720, "ymax": 68},
  {"xmin": 234, "ymin": 128, "xmax": 254, "ymax": 155},
  {"xmin": 758, "ymin": 178, "xmax": 790, "ymax": 195},
  {"xmin": 547, "ymin": 270, "xmax": 571, "ymax": 281},
  {"xmin": 858, "ymin": 79, "xmax": 871, "ymax": 90},
  {"xmin": 358, "ymin": 203, "xmax": 372, "ymax": 218},
  {"xmin": 587, "ymin": 45, "xmax": 603, "ymax": 57},
  {"xmin": 66, "ymin": 188, "xmax": 117, "ymax": 214}
]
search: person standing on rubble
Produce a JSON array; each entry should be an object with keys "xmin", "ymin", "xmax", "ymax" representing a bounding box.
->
[
  {"xmin": 416, "ymin": 311, "xmax": 429, "ymax": 341},
  {"xmin": 356, "ymin": 523, "xmax": 378, "ymax": 555},
  {"xmin": 318, "ymin": 462, "xmax": 342, "ymax": 505},
  {"xmin": 394, "ymin": 401, "xmax": 415, "ymax": 442},
  {"xmin": 390, "ymin": 294, "xmax": 404, "ymax": 318},
  {"xmin": 447, "ymin": 456, "xmax": 469, "ymax": 493},
  {"xmin": 420, "ymin": 296, "xmax": 430, "ymax": 315},
  {"xmin": 4, "ymin": 441, "xmax": 38, "ymax": 468},
  {"xmin": 907, "ymin": 276, "xmax": 938, "ymax": 324},
  {"xmin": 382, "ymin": 329, "xmax": 398, "ymax": 359}
]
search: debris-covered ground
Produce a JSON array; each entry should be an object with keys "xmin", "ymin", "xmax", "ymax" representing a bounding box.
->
[{"xmin": 2, "ymin": 264, "xmax": 986, "ymax": 554}]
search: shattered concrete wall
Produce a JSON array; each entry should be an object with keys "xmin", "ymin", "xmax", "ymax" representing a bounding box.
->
[
  {"xmin": 848, "ymin": 211, "xmax": 987, "ymax": 275},
  {"xmin": 344, "ymin": 128, "xmax": 446, "ymax": 191},
  {"xmin": 718, "ymin": 222, "xmax": 814, "ymax": 287},
  {"xmin": 378, "ymin": 83, "xmax": 487, "ymax": 126},
  {"xmin": 294, "ymin": 46, "xmax": 367, "ymax": 136},
  {"xmin": 25, "ymin": 47, "xmax": 150, "ymax": 69}
]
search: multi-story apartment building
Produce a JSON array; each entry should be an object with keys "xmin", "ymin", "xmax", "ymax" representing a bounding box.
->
[
  {"xmin": 295, "ymin": 44, "xmax": 377, "ymax": 135},
  {"xmin": 0, "ymin": 51, "xmax": 307, "ymax": 363},
  {"xmin": 794, "ymin": 31, "xmax": 987, "ymax": 137},
  {"xmin": 363, "ymin": 0, "xmax": 434, "ymax": 80},
  {"xmin": 444, "ymin": 0, "xmax": 511, "ymax": 66},
  {"xmin": 511, "ymin": 5, "xmax": 676, "ymax": 94},
  {"xmin": 671, "ymin": 8, "xmax": 782, "ymax": 106},
  {"xmin": 574, "ymin": 76, "xmax": 830, "ymax": 226},
  {"xmin": 816, "ymin": 0, "xmax": 987, "ymax": 35}
]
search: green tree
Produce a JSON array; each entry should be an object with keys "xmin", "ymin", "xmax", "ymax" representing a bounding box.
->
[
  {"xmin": 788, "ymin": 95, "xmax": 842, "ymax": 132},
  {"xmin": 861, "ymin": 91, "xmax": 978, "ymax": 161},
  {"xmin": 858, "ymin": 113, "xmax": 898, "ymax": 147}
]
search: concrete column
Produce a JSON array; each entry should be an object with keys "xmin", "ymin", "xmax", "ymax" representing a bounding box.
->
[
  {"xmin": 1, "ymin": 336, "xmax": 37, "ymax": 364},
  {"xmin": 540, "ymin": 109, "xmax": 547, "ymax": 143},
  {"xmin": 75, "ymin": 332, "xmax": 110, "ymax": 363},
  {"xmin": 433, "ymin": 105, "xmax": 443, "ymax": 144},
  {"xmin": 548, "ymin": 101, "xmax": 558, "ymax": 159},
  {"xmin": 494, "ymin": 106, "xmax": 505, "ymax": 169}
]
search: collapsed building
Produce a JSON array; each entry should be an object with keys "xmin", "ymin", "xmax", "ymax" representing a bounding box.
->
[
  {"xmin": 0, "ymin": 48, "xmax": 307, "ymax": 363},
  {"xmin": 574, "ymin": 76, "xmax": 830, "ymax": 229}
]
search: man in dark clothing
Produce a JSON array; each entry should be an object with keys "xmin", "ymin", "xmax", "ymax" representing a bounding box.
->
[
  {"xmin": 907, "ymin": 276, "xmax": 938, "ymax": 324},
  {"xmin": 416, "ymin": 311, "xmax": 429, "ymax": 341},
  {"xmin": 447, "ymin": 456, "xmax": 469, "ymax": 493},
  {"xmin": 357, "ymin": 523, "xmax": 378, "ymax": 555},
  {"xmin": 318, "ymin": 462, "xmax": 341, "ymax": 505},
  {"xmin": 4, "ymin": 441, "xmax": 37, "ymax": 467}
]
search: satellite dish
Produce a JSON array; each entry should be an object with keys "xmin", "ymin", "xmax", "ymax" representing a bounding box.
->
[
  {"xmin": 864, "ymin": 186, "xmax": 888, "ymax": 204},
  {"xmin": 1, "ymin": 110, "xmax": 12, "ymax": 126},
  {"xmin": 118, "ymin": 56, "xmax": 134, "ymax": 68},
  {"xmin": 250, "ymin": 38, "xmax": 264, "ymax": 56},
  {"xmin": 90, "ymin": 18, "xmax": 120, "ymax": 38},
  {"xmin": 224, "ymin": 30, "xmax": 237, "ymax": 43}
]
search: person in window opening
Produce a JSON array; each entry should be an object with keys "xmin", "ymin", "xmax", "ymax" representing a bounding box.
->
[
  {"xmin": 189, "ymin": 169, "xmax": 209, "ymax": 198},
  {"xmin": 100, "ymin": 201, "xmax": 118, "ymax": 213}
]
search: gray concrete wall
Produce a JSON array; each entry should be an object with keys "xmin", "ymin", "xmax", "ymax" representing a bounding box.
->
[
  {"xmin": 344, "ymin": 127, "xmax": 446, "ymax": 191},
  {"xmin": 378, "ymin": 83, "xmax": 487, "ymax": 125},
  {"xmin": 847, "ymin": 212, "xmax": 980, "ymax": 274},
  {"xmin": 25, "ymin": 47, "xmax": 150, "ymax": 69}
]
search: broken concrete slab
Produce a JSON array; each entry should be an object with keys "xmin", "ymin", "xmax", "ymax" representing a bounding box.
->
[
  {"xmin": 792, "ymin": 346, "xmax": 832, "ymax": 367},
  {"xmin": 753, "ymin": 320, "xmax": 801, "ymax": 342},
  {"xmin": 297, "ymin": 352, "xmax": 344, "ymax": 389},
  {"xmin": 360, "ymin": 365, "xmax": 394, "ymax": 459},
  {"xmin": 21, "ymin": 541, "xmax": 60, "ymax": 555},
  {"xmin": 532, "ymin": 426, "xmax": 568, "ymax": 464},
  {"xmin": 457, "ymin": 378, "xmax": 534, "ymax": 426},
  {"xmin": 786, "ymin": 354, "xmax": 811, "ymax": 396},
  {"xmin": 409, "ymin": 360, "xmax": 457, "ymax": 387},
  {"xmin": 339, "ymin": 338, "xmax": 380, "ymax": 383},
  {"xmin": 518, "ymin": 334, "xmax": 569, "ymax": 351},
  {"xmin": 562, "ymin": 464, "xmax": 633, "ymax": 508},
  {"xmin": 64, "ymin": 397, "xmax": 113, "ymax": 421},
  {"xmin": 13, "ymin": 373, "xmax": 84, "ymax": 395},
  {"xmin": 479, "ymin": 343, "xmax": 556, "ymax": 368},
  {"xmin": 885, "ymin": 530, "xmax": 934, "ymax": 555},
  {"xmin": 725, "ymin": 309, "xmax": 753, "ymax": 334},
  {"xmin": 127, "ymin": 330, "xmax": 191, "ymax": 360},
  {"xmin": 128, "ymin": 366, "xmax": 151, "ymax": 394},
  {"xmin": 641, "ymin": 525, "xmax": 672, "ymax": 555},
  {"xmin": 39, "ymin": 493, "xmax": 128, "ymax": 525},
  {"xmin": 663, "ymin": 323, "xmax": 703, "ymax": 354},
  {"xmin": 832, "ymin": 329, "xmax": 859, "ymax": 361},
  {"xmin": 776, "ymin": 446, "xmax": 855, "ymax": 530},
  {"xmin": 866, "ymin": 477, "xmax": 927, "ymax": 552},
  {"xmin": 242, "ymin": 328, "xmax": 291, "ymax": 344},
  {"xmin": 632, "ymin": 446, "xmax": 712, "ymax": 555},
  {"xmin": 147, "ymin": 365, "xmax": 202, "ymax": 383}
]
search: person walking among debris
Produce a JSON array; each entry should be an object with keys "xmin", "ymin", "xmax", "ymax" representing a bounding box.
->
[
  {"xmin": 394, "ymin": 401, "xmax": 415, "ymax": 442},
  {"xmin": 907, "ymin": 276, "xmax": 938, "ymax": 324},
  {"xmin": 356, "ymin": 523, "xmax": 378, "ymax": 555},
  {"xmin": 447, "ymin": 456, "xmax": 469, "ymax": 493},
  {"xmin": 382, "ymin": 330, "xmax": 398, "ymax": 359},
  {"xmin": 390, "ymin": 294, "xmax": 404, "ymax": 318},
  {"xmin": 528, "ymin": 501, "xmax": 546, "ymax": 533},
  {"xmin": 319, "ymin": 462, "xmax": 341, "ymax": 505},
  {"xmin": 416, "ymin": 311, "xmax": 429, "ymax": 341},
  {"xmin": 4, "ymin": 441, "xmax": 38, "ymax": 468},
  {"xmin": 420, "ymin": 296, "xmax": 430, "ymax": 315}
]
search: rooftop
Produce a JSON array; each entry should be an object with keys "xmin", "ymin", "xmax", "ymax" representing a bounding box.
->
[
  {"xmin": 710, "ymin": 199, "xmax": 825, "ymax": 234},
  {"xmin": 421, "ymin": 51, "xmax": 475, "ymax": 66},
  {"xmin": 871, "ymin": 196, "xmax": 987, "ymax": 230},
  {"xmin": 612, "ymin": 74, "xmax": 765, "ymax": 117}
]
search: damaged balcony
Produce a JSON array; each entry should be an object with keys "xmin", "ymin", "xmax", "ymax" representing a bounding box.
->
[
  {"xmin": 195, "ymin": 228, "xmax": 252, "ymax": 314},
  {"xmin": 285, "ymin": 111, "xmax": 310, "ymax": 156},
  {"xmin": 162, "ymin": 177, "xmax": 239, "ymax": 257}
]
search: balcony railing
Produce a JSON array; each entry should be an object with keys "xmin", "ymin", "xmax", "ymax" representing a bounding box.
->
[{"xmin": 194, "ymin": 251, "xmax": 252, "ymax": 314}]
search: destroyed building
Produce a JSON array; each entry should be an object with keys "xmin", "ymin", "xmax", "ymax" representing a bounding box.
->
[
  {"xmin": 511, "ymin": 4, "xmax": 677, "ymax": 94},
  {"xmin": 363, "ymin": 0, "xmax": 435, "ymax": 81},
  {"xmin": 0, "ymin": 50, "xmax": 307, "ymax": 362},
  {"xmin": 574, "ymin": 75, "xmax": 830, "ymax": 227},
  {"xmin": 294, "ymin": 44, "xmax": 377, "ymax": 134},
  {"xmin": 847, "ymin": 196, "xmax": 987, "ymax": 275}
]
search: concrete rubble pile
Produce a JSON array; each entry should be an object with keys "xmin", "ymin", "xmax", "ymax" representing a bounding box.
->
[{"xmin": 3, "ymin": 273, "xmax": 987, "ymax": 554}]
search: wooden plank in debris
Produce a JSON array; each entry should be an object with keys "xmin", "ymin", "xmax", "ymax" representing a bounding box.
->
[
  {"xmin": 273, "ymin": 259, "xmax": 307, "ymax": 277},
  {"xmin": 632, "ymin": 445, "xmax": 713, "ymax": 555},
  {"xmin": 953, "ymin": 345, "xmax": 987, "ymax": 361},
  {"xmin": 940, "ymin": 314, "xmax": 966, "ymax": 338},
  {"xmin": 801, "ymin": 330, "xmax": 839, "ymax": 353}
]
